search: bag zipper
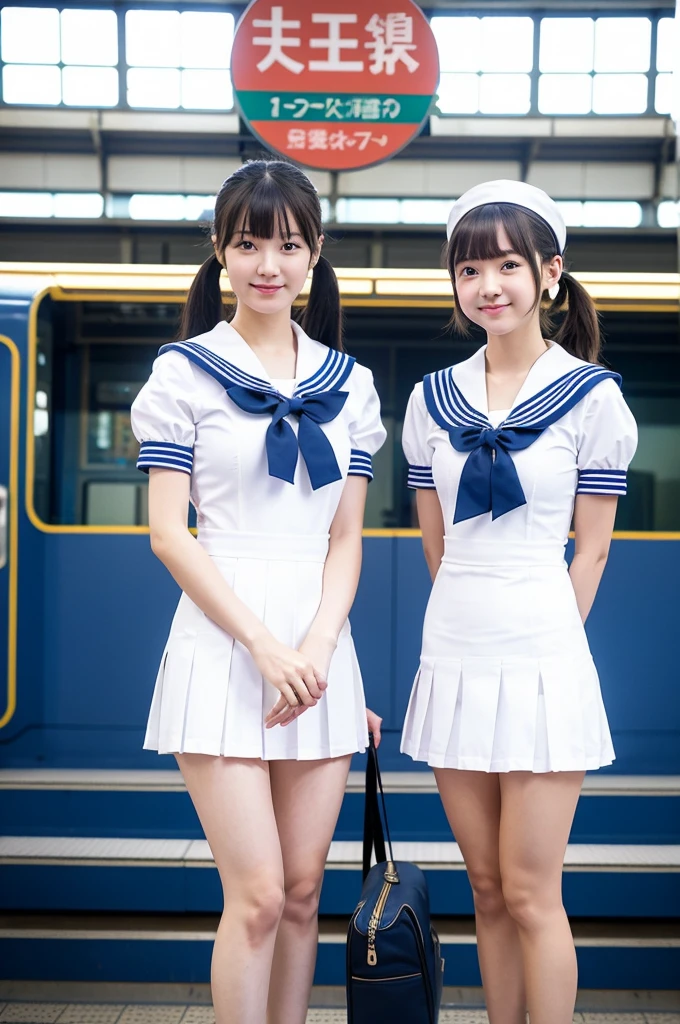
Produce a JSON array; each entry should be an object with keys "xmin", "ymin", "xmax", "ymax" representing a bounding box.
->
[
  {"xmin": 366, "ymin": 861, "xmax": 398, "ymax": 966},
  {"xmin": 367, "ymin": 879, "xmax": 390, "ymax": 965}
]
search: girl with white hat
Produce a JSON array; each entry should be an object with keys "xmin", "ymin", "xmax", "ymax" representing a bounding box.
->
[{"xmin": 401, "ymin": 180, "xmax": 637, "ymax": 1023}]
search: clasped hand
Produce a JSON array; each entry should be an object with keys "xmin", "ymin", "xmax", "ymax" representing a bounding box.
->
[
  {"xmin": 248, "ymin": 632, "xmax": 329, "ymax": 730},
  {"xmin": 252, "ymin": 631, "xmax": 383, "ymax": 745}
]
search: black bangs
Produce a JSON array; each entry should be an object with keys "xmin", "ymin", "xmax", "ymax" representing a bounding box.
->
[
  {"xmin": 450, "ymin": 205, "xmax": 511, "ymax": 265},
  {"xmin": 215, "ymin": 162, "xmax": 321, "ymax": 254},
  {"xmin": 233, "ymin": 182, "xmax": 293, "ymax": 242},
  {"xmin": 448, "ymin": 203, "xmax": 550, "ymax": 269}
]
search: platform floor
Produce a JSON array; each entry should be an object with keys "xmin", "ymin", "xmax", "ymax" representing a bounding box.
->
[{"xmin": 0, "ymin": 1006, "xmax": 678, "ymax": 1023}]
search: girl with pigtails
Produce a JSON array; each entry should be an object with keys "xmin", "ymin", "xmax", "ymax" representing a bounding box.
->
[
  {"xmin": 401, "ymin": 181, "xmax": 637, "ymax": 1024},
  {"xmin": 131, "ymin": 159, "xmax": 385, "ymax": 1023}
]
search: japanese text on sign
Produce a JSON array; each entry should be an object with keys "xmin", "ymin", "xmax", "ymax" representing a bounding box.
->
[
  {"xmin": 253, "ymin": 8, "xmax": 419, "ymax": 76},
  {"xmin": 231, "ymin": 0, "xmax": 439, "ymax": 170},
  {"xmin": 270, "ymin": 95, "xmax": 401, "ymax": 119},
  {"xmin": 286, "ymin": 128, "xmax": 388, "ymax": 150}
]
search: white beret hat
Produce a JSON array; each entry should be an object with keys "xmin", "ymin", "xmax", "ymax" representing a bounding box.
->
[{"xmin": 446, "ymin": 179, "xmax": 567, "ymax": 254}]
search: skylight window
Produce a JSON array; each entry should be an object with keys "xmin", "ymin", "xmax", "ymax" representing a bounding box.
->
[
  {"xmin": 125, "ymin": 9, "xmax": 234, "ymax": 110},
  {"xmin": 433, "ymin": 13, "xmax": 660, "ymax": 118},
  {"xmin": 431, "ymin": 16, "xmax": 533, "ymax": 115},
  {"xmin": 1, "ymin": 6, "xmax": 119, "ymax": 107}
]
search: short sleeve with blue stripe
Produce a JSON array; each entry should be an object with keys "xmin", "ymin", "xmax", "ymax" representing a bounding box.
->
[{"xmin": 131, "ymin": 351, "xmax": 198, "ymax": 476}]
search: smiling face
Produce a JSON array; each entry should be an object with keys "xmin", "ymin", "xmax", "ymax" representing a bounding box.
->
[
  {"xmin": 454, "ymin": 225, "xmax": 555, "ymax": 335},
  {"xmin": 221, "ymin": 213, "xmax": 321, "ymax": 317},
  {"xmin": 447, "ymin": 203, "xmax": 562, "ymax": 339},
  {"xmin": 209, "ymin": 162, "xmax": 325, "ymax": 322}
]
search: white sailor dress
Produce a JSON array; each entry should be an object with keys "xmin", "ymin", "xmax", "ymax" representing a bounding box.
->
[
  {"xmin": 131, "ymin": 319, "xmax": 386, "ymax": 760},
  {"xmin": 401, "ymin": 341, "xmax": 638, "ymax": 773}
]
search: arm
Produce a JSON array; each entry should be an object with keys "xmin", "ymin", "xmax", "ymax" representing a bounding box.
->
[
  {"xmin": 569, "ymin": 493, "xmax": 618, "ymax": 622},
  {"xmin": 305, "ymin": 474, "xmax": 368, "ymax": 653},
  {"xmin": 147, "ymin": 468, "xmax": 325, "ymax": 708},
  {"xmin": 416, "ymin": 489, "xmax": 445, "ymax": 582}
]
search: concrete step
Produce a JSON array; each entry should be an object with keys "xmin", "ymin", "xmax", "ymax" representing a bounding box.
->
[
  {"xmin": 1, "ymin": 836, "xmax": 679, "ymax": 918},
  {"xmin": 1, "ymin": 913, "xmax": 678, "ymax": 991},
  {"xmin": 2, "ymin": 770, "xmax": 679, "ymax": 844}
]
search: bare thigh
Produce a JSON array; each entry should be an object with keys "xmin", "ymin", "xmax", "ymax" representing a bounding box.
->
[
  {"xmin": 434, "ymin": 768, "xmax": 503, "ymax": 897},
  {"xmin": 499, "ymin": 771, "xmax": 585, "ymax": 914},
  {"xmin": 176, "ymin": 754, "xmax": 284, "ymax": 895},
  {"xmin": 270, "ymin": 754, "xmax": 352, "ymax": 886}
]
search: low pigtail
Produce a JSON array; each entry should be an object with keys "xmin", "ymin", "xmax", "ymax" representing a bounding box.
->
[
  {"xmin": 547, "ymin": 271, "xmax": 601, "ymax": 364},
  {"xmin": 178, "ymin": 254, "xmax": 225, "ymax": 341},
  {"xmin": 300, "ymin": 254, "xmax": 343, "ymax": 351}
]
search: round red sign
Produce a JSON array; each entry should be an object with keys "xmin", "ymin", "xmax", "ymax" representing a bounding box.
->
[{"xmin": 231, "ymin": 0, "xmax": 439, "ymax": 171}]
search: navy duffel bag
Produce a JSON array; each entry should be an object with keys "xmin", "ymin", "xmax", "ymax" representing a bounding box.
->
[{"xmin": 346, "ymin": 735, "xmax": 444, "ymax": 1024}]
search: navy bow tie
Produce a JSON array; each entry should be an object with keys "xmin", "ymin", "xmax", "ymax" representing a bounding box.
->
[
  {"xmin": 448, "ymin": 423, "xmax": 543, "ymax": 523},
  {"xmin": 227, "ymin": 384, "xmax": 348, "ymax": 490},
  {"xmin": 424, "ymin": 360, "xmax": 623, "ymax": 525}
]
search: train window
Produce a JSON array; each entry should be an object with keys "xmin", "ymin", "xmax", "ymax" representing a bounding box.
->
[
  {"xmin": 33, "ymin": 297, "xmax": 178, "ymax": 528},
  {"xmin": 30, "ymin": 297, "xmax": 679, "ymax": 533}
]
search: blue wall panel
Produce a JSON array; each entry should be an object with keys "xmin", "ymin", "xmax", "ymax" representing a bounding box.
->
[
  {"xmin": 393, "ymin": 538, "xmax": 431, "ymax": 731},
  {"xmin": 3, "ymin": 788, "xmax": 679, "ymax": 844},
  {"xmin": 350, "ymin": 538, "xmax": 394, "ymax": 725},
  {"xmin": 1, "ymin": 936, "xmax": 677, "ymax": 989},
  {"xmin": 3, "ymin": 863, "xmax": 677, "ymax": 918}
]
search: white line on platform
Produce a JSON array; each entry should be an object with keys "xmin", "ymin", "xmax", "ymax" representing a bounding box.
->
[
  {"xmin": 1, "ymin": 769, "xmax": 679, "ymax": 797},
  {"xmin": 1, "ymin": 837, "xmax": 680, "ymax": 871}
]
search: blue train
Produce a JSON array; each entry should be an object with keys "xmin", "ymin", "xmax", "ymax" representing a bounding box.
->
[
  {"xmin": 0, "ymin": 262, "xmax": 678, "ymax": 775},
  {"xmin": 0, "ymin": 263, "xmax": 679, "ymax": 994}
]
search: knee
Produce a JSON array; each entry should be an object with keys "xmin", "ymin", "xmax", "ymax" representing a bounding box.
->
[
  {"xmin": 469, "ymin": 873, "xmax": 506, "ymax": 919},
  {"xmin": 502, "ymin": 879, "xmax": 560, "ymax": 932},
  {"xmin": 233, "ymin": 878, "xmax": 286, "ymax": 948},
  {"xmin": 282, "ymin": 875, "xmax": 322, "ymax": 928}
]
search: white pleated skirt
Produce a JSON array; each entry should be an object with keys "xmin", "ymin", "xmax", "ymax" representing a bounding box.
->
[
  {"xmin": 144, "ymin": 529, "xmax": 368, "ymax": 760},
  {"xmin": 401, "ymin": 539, "xmax": 615, "ymax": 773}
]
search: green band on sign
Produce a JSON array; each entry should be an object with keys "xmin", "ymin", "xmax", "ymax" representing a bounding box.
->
[{"xmin": 237, "ymin": 91, "xmax": 432, "ymax": 124}]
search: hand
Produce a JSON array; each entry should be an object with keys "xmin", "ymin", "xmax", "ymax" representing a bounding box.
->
[
  {"xmin": 367, "ymin": 708, "xmax": 382, "ymax": 747},
  {"xmin": 265, "ymin": 633, "xmax": 336, "ymax": 730},
  {"xmin": 249, "ymin": 631, "xmax": 326, "ymax": 720}
]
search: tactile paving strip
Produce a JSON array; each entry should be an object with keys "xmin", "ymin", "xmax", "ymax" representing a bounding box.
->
[
  {"xmin": 177, "ymin": 1010, "xmax": 215, "ymax": 1024},
  {"xmin": 574, "ymin": 1017, "xmax": 646, "ymax": 1024},
  {"xmin": 55, "ymin": 1007, "xmax": 123, "ymax": 1023},
  {"xmin": 0, "ymin": 1007, "xmax": 65, "ymax": 1023},
  {"xmin": 116, "ymin": 1009, "xmax": 185, "ymax": 1024},
  {"xmin": 0, "ymin": 1005, "xmax": 677, "ymax": 1024},
  {"xmin": 438, "ymin": 1014, "xmax": 489, "ymax": 1023}
]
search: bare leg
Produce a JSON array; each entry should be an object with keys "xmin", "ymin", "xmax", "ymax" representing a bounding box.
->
[
  {"xmin": 266, "ymin": 754, "xmax": 352, "ymax": 1024},
  {"xmin": 499, "ymin": 771, "xmax": 585, "ymax": 1024},
  {"xmin": 176, "ymin": 754, "xmax": 284, "ymax": 1024},
  {"xmin": 434, "ymin": 768, "xmax": 526, "ymax": 1024}
]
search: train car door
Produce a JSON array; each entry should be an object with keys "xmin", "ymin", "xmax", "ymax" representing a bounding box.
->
[{"xmin": 0, "ymin": 332, "xmax": 19, "ymax": 731}]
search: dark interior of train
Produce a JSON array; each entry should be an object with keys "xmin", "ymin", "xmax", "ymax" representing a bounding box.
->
[{"xmin": 34, "ymin": 293, "xmax": 680, "ymax": 531}]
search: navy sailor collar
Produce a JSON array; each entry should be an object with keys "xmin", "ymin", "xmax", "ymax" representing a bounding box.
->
[
  {"xmin": 425, "ymin": 342, "xmax": 621, "ymax": 434},
  {"xmin": 158, "ymin": 319, "xmax": 354, "ymax": 399},
  {"xmin": 423, "ymin": 343, "xmax": 623, "ymax": 522},
  {"xmin": 157, "ymin": 320, "xmax": 355, "ymax": 491}
]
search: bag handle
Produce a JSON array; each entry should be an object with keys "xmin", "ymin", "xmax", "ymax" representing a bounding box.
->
[{"xmin": 362, "ymin": 733, "xmax": 399, "ymax": 883}]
